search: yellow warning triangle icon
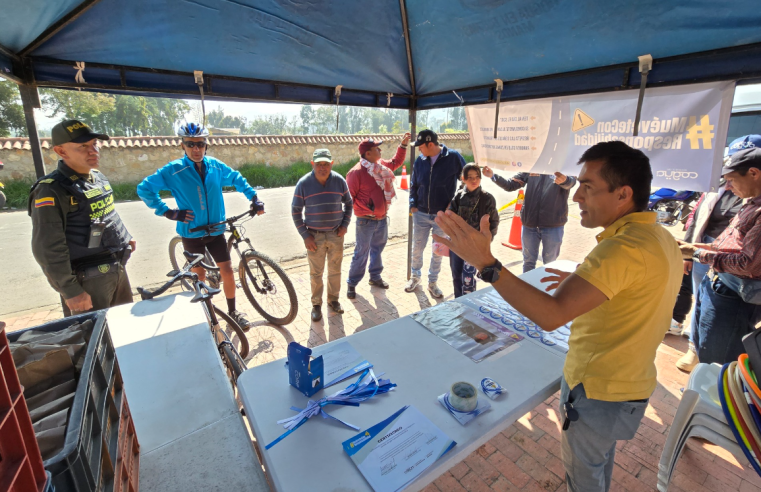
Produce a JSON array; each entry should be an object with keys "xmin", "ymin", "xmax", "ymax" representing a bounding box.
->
[{"xmin": 572, "ymin": 109, "xmax": 595, "ymax": 132}]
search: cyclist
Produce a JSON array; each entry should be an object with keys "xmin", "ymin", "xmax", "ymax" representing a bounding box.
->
[{"xmin": 137, "ymin": 123, "xmax": 264, "ymax": 329}]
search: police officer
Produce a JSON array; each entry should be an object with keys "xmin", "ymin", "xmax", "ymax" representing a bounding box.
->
[{"xmin": 29, "ymin": 119, "xmax": 136, "ymax": 316}]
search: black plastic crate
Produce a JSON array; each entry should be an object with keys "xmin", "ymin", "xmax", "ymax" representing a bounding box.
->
[{"xmin": 8, "ymin": 311, "xmax": 128, "ymax": 492}]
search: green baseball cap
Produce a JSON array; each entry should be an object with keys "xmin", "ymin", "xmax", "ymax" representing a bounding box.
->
[
  {"xmin": 312, "ymin": 148, "xmax": 333, "ymax": 163},
  {"xmin": 51, "ymin": 119, "xmax": 109, "ymax": 146}
]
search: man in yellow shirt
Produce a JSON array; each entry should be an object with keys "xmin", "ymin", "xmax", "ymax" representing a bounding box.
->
[{"xmin": 434, "ymin": 141, "xmax": 682, "ymax": 492}]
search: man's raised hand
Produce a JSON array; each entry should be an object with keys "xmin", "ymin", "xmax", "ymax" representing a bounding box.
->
[{"xmin": 433, "ymin": 211, "xmax": 495, "ymax": 271}]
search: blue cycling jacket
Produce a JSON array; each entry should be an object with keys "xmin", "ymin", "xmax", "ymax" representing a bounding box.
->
[{"xmin": 137, "ymin": 155, "xmax": 257, "ymax": 238}]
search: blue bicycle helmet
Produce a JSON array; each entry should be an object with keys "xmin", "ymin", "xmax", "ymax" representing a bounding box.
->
[{"xmin": 178, "ymin": 122, "xmax": 209, "ymax": 138}]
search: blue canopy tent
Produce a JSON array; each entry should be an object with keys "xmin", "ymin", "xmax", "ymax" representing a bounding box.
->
[
  {"xmin": 2, "ymin": 1, "xmax": 761, "ymax": 276},
  {"xmin": 3, "ymin": 0, "xmax": 761, "ymax": 168}
]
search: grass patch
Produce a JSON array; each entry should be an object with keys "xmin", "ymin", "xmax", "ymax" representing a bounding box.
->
[
  {"xmin": 236, "ymin": 159, "xmax": 359, "ymax": 188},
  {"xmin": 1, "ymin": 178, "xmax": 171, "ymax": 210},
  {"xmin": 2, "ymin": 153, "xmax": 475, "ymax": 209},
  {"xmin": 2, "ymin": 178, "xmax": 35, "ymax": 209}
]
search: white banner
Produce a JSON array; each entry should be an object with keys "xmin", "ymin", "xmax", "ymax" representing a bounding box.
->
[{"xmin": 466, "ymin": 82, "xmax": 736, "ymax": 192}]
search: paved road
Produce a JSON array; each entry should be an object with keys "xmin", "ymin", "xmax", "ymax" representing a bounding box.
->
[{"xmin": 0, "ymin": 178, "xmax": 521, "ymax": 316}]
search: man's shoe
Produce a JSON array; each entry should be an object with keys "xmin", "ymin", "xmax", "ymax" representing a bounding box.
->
[
  {"xmin": 347, "ymin": 285, "xmax": 356, "ymax": 299},
  {"xmin": 681, "ymin": 323, "xmax": 691, "ymax": 338},
  {"xmin": 428, "ymin": 282, "xmax": 444, "ymax": 299},
  {"xmin": 369, "ymin": 278, "xmax": 390, "ymax": 289},
  {"xmin": 676, "ymin": 343, "xmax": 699, "ymax": 373},
  {"xmin": 230, "ymin": 310, "xmax": 251, "ymax": 332},
  {"xmin": 328, "ymin": 300, "xmax": 344, "ymax": 314},
  {"xmin": 311, "ymin": 305, "xmax": 322, "ymax": 322},
  {"xmin": 666, "ymin": 319, "xmax": 683, "ymax": 336},
  {"xmin": 404, "ymin": 276, "xmax": 421, "ymax": 292}
]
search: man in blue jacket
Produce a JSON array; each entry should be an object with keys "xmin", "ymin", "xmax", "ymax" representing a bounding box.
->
[
  {"xmin": 407, "ymin": 130, "xmax": 466, "ymax": 297},
  {"xmin": 137, "ymin": 123, "xmax": 264, "ymax": 329}
]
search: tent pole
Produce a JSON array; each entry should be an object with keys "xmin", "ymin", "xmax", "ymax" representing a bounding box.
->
[
  {"xmin": 407, "ymin": 109, "xmax": 416, "ymax": 280},
  {"xmin": 18, "ymin": 84, "xmax": 46, "ymax": 178},
  {"xmin": 399, "ymin": 0, "xmax": 417, "ymax": 281}
]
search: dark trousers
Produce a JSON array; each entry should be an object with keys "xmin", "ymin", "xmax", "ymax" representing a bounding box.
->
[
  {"xmin": 693, "ymin": 274, "xmax": 761, "ymax": 364},
  {"xmin": 61, "ymin": 263, "xmax": 133, "ymax": 317},
  {"xmin": 450, "ymin": 252, "xmax": 477, "ymax": 298},
  {"xmin": 672, "ymin": 271, "xmax": 694, "ymax": 324}
]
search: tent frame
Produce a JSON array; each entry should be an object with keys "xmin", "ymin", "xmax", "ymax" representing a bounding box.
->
[{"xmin": 2, "ymin": 1, "xmax": 761, "ymax": 185}]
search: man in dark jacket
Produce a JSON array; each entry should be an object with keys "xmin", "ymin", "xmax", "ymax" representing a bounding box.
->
[
  {"xmin": 407, "ymin": 130, "xmax": 466, "ymax": 298},
  {"xmin": 484, "ymin": 167, "xmax": 576, "ymax": 272}
]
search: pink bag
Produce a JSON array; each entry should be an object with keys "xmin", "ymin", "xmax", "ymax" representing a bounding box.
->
[{"xmin": 433, "ymin": 241, "xmax": 450, "ymax": 257}]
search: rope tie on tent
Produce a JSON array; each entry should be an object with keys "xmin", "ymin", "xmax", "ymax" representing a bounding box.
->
[
  {"xmin": 194, "ymin": 71, "xmax": 207, "ymax": 127},
  {"xmin": 334, "ymin": 85, "xmax": 343, "ymax": 132},
  {"xmin": 632, "ymin": 54, "xmax": 652, "ymax": 137},
  {"xmin": 452, "ymin": 90, "xmax": 464, "ymax": 105},
  {"xmin": 73, "ymin": 62, "xmax": 86, "ymax": 90},
  {"xmin": 387, "ymin": 93, "xmax": 393, "ymax": 107},
  {"xmin": 493, "ymin": 79, "xmax": 503, "ymax": 139}
]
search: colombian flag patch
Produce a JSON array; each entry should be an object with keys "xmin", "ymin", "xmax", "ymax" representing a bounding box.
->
[{"xmin": 35, "ymin": 197, "xmax": 55, "ymax": 208}]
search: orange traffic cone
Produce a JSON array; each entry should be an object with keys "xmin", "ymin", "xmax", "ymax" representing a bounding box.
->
[
  {"xmin": 400, "ymin": 166, "xmax": 409, "ymax": 190},
  {"xmin": 503, "ymin": 189, "xmax": 524, "ymax": 250}
]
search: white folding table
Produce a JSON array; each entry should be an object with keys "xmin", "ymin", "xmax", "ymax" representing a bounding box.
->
[
  {"xmin": 238, "ymin": 261, "xmax": 576, "ymax": 492},
  {"xmin": 107, "ymin": 293, "xmax": 270, "ymax": 492}
]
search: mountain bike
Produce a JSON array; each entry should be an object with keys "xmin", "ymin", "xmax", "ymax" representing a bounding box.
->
[
  {"xmin": 168, "ymin": 209, "xmax": 298, "ymax": 325},
  {"xmin": 137, "ymin": 252, "xmax": 249, "ymax": 383}
]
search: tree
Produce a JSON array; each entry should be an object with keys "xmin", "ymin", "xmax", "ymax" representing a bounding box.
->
[
  {"xmin": 189, "ymin": 101, "xmax": 205, "ymax": 125},
  {"xmin": 207, "ymin": 106, "xmax": 247, "ymax": 132},
  {"xmin": 246, "ymin": 114, "xmax": 291, "ymax": 135},
  {"xmin": 0, "ymin": 80, "xmax": 26, "ymax": 137},
  {"xmin": 40, "ymin": 89, "xmax": 189, "ymax": 136},
  {"xmin": 452, "ymin": 107, "xmax": 468, "ymax": 131},
  {"xmin": 300, "ymin": 105, "xmax": 314, "ymax": 133},
  {"xmin": 311, "ymin": 106, "xmax": 338, "ymax": 134}
]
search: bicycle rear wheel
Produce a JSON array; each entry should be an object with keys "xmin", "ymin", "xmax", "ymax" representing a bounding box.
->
[
  {"xmin": 213, "ymin": 305, "xmax": 250, "ymax": 359},
  {"xmin": 239, "ymin": 250, "xmax": 298, "ymax": 325},
  {"xmin": 168, "ymin": 236, "xmax": 194, "ymax": 291},
  {"xmin": 169, "ymin": 235, "xmax": 222, "ymax": 289}
]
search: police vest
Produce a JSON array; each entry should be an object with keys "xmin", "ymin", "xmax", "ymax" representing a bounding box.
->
[{"xmin": 35, "ymin": 169, "xmax": 131, "ymax": 262}]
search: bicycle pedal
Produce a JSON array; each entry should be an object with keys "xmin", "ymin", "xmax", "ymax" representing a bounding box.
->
[{"xmin": 236, "ymin": 282, "xmax": 242, "ymax": 289}]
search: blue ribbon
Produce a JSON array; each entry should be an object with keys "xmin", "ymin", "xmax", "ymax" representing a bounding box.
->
[{"xmin": 265, "ymin": 369, "xmax": 396, "ymax": 450}]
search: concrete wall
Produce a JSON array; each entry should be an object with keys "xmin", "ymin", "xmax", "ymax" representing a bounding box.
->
[{"xmin": 0, "ymin": 133, "xmax": 472, "ymax": 183}]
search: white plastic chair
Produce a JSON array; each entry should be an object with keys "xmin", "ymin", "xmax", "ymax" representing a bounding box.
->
[
  {"xmin": 658, "ymin": 413, "xmax": 739, "ymax": 486},
  {"xmin": 657, "ymin": 363, "xmax": 743, "ymax": 491}
]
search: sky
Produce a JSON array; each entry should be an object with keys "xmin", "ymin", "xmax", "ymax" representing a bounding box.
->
[{"xmin": 32, "ymin": 83, "xmax": 761, "ymax": 132}]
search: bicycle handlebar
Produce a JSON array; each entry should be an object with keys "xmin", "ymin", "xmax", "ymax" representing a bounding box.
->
[
  {"xmin": 137, "ymin": 252, "xmax": 219, "ymax": 300},
  {"xmin": 188, "ymin": 209, "xmax": 254, "ymax": 234}
]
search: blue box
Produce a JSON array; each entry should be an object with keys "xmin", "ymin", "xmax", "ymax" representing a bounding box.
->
[{"xmin": 287, "ymin": 342, "xmax": 324, "ymax": 397}]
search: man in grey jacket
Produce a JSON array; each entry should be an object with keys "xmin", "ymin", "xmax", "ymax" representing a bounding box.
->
[{"xmin": 483, "ymin": 167, "xmax": 577, "ymax": 272}]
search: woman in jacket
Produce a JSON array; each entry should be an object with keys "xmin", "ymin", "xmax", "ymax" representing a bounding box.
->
[
  {"xmin": 446, "ymin": 163, "xmax": 499, "ymax": 297},
  {"xmin": 674, "ymin": 179, "xmax": 742, "ymax": 371}
]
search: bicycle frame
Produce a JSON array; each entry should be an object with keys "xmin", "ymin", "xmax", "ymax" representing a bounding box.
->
[
  {"xmin": 138, "ymin": 254, "xmax": 247, "ymax": 382},
  {"xmin": 226, "ymin": 222, "xmax": 276, "ymax": 296},
  {"xmin": 193, "ymin": 211, "xmax": 277, "ymax": 297}
]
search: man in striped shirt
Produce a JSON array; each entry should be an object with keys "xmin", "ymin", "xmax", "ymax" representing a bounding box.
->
[{"xmin": 293, "ymin": 148, "xmax": 353, "ymax": 321}]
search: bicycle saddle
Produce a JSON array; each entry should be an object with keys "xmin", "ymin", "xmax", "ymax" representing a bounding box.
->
[{"xmin": 190, "ymin": 280, "xmax": 221, "ymax": 303}]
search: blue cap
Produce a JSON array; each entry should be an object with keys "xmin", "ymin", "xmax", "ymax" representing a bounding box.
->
[{"xmin": 728, "ymin": 135, "xmax": 761, "ymax": 156}]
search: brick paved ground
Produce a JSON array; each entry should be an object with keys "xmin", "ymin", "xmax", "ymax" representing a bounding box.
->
[{"xmin": 4, "ymin": 203, "xmax": 761, "ymax": 491}]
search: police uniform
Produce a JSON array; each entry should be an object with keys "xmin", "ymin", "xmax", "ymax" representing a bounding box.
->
[{"xmin": 28, "ymin": 121, "xmax": 134, "ymax": 316}]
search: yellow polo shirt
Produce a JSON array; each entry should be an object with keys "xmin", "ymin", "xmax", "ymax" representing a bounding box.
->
[{"xmin": 564, "ymin": 212, "xmax": 682, "ymax": 402}]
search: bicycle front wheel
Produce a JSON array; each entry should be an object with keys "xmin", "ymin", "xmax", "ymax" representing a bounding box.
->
[
  {"xmin": 213, "ymin": 305, "xmax": 250, "ymax": 359},
  {"xmin": 239, "ymin": 250, "xmax": 298, "ymax": 325}
]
